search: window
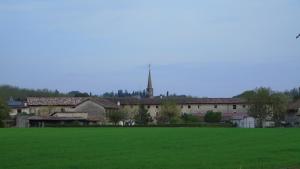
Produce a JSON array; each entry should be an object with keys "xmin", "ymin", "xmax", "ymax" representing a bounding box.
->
[
  {"xmin": 61, "ymin": 108, "xmax": 65, "ymax": 112},
  {"xmin": 156, "ymin": 105, "xmax": 159, "ymax": 109},
  {"xmin": 214, "ymin": 105, "xmax": 218, "ymax": 109},
  {"xmin": 243, "ymin": 105, "xmax": 246, "ymax": 108},
  {"xmin": 147, "ymin": 105, "xmax": 150, "ymax": 109},
  {"xmin": 17, "ymin": 109, "xmax": 22, "ymax": 113},
  {"xmin": 188, "ymin": 105, "xmax": 191, "ymax": 109},
  {"xmin": 233, "ymin": 105, "xmax": 237, "ymax": 109},
  {"xmin": 198, "ymin": 105, "xmax": 200, "ymax": 109}
]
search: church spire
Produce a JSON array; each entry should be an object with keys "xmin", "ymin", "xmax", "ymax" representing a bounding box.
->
[{"xmin": 146, "ymin": 64, "xmax": 153, "ymax": 98}]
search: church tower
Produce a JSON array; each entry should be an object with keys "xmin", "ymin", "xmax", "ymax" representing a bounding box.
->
[{"xmin": 146, "ymin": 65, "xmax": 154, "ymax": 98}]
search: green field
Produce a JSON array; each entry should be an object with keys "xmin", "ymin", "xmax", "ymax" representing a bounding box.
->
[{"xmin": 0, "ymin": 128, "xmax": 300, "ymax": 169}]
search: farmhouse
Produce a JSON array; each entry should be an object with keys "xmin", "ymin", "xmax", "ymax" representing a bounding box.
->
[{"xmin": 13, "ymin": 97, "xmax": 118, "ymax": 127}]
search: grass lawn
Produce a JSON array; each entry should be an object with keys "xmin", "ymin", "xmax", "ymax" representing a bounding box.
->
[{"xmin": 0, "ymin": 128, "xmax": 300, "ymax": 169}]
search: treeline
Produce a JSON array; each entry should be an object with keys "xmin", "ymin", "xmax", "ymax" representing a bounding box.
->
[
  {"xmin": 0, "ymin": 85, "xmax": 67, "ymax": 101},
  {"xmin": 102, "ymin": 89, "xmax": 147, "ymax": 98},
  {"xmin": 284, "ymin": 87, "xmax": 300, "ymax": 101},
  {"xmin": 0, "ymin": 85, "xmax": 99, "ymax": 101},
  {"xmin": 234, "ymin": 86, "xmax": 300, "ymax": 101},
  {"xmin": 102, "ymin": 89, "xmax": 186, "ymax": 98}
]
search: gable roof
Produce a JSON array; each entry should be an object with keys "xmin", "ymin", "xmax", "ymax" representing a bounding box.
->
[
  {"xmin": 27, "ymin": 97, "xmax": 88, "ymax": 106},
  {"xmin": 27, "ymin": 97, "xmax": 118, "ymax": 109},
  {"xmin": 82, "ymin": 98, "xmax": 119, "ymax": 109}
]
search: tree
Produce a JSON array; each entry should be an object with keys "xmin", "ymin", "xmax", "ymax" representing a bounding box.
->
[
  {"xmin": 242, "ymin": 87, "xmax": 288, "ymax": 127},
  {"xmin": 284, "ymin": 87, "xmax": 300, "ymax": 101},
  {"xmin": 271, "ymin": 93, "xmax": 288, "ymax": 126},
  {"xmin": 107, "ymin": 110, "xmax": 126, "ymax": 125},
  {"xmin": 68, "ymin": 91, "xmax": 90, "ymax": 97},
  {"xmin": 157, "ymin": 100, "xmax": 180, "ymax": 124},
  {"xmin": 244, "ymin": 88, "xmax": 273, "ymax": 127},
  {"xmin": 134, "ymin": 105, "xmax": 153, "ymax": 125},
  {"xmin": 0, "ymin": 99, "xmax": 9, "ymax": 127},
  {"xmin": 204, "ymin": 111, "xmax": 222, "ymax": 123}
]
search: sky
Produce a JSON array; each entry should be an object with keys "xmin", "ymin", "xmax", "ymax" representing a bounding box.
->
[{"xmin": 0, "ymin": 0, "xmax": 299, "ymax": 97}]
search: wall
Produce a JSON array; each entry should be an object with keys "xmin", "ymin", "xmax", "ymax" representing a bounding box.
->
[
  {"xmin": 121, "ymin": 103, "xmax": 249, "ymax": 120},
  {"xmin": 53, "ymin": 112, "xmax": 88, "ymax": 119}
]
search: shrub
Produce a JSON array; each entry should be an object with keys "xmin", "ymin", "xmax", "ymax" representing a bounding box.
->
[
  {"xmin": 107, "ymin": 110, "xmax": 126, "ymax": 125},
  {"xmin": 204, "ymin": 111, "xmax": 222, "ymax": 123},
  {"xmin": 181, "ymin": 113, "xmax": 200, "ymax": 123}
]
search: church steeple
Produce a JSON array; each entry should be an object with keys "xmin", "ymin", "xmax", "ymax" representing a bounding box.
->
[{"xmin": 146, "ymin": 64, "xmax": 153, "ymax": 98}]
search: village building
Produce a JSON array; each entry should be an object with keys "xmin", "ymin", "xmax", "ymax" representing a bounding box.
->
[
  {"xmin": 12, "ymin": 97, "xmax": 118, "ymax": 127},
  {"xmin": 285, "ymin": 99, "xmax": 300, "ymax": 127},
  {"xmin": 107, "ymin": 97, "xmax": 249, "ymax": 122}
]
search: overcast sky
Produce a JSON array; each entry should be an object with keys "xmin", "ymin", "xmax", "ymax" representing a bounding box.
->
[{"xmin": 0, "ymin": 0, "xmax": 299, "ymax": 97}]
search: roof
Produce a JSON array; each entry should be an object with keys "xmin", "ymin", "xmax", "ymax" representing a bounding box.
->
[
  {"xmin": 27, "ymin": 97, "xmax": 88, "ymax": 106},
  {"xmin": 88, "ymin": 98, "xmax": 118, "ymax": 109},
  {"xmin": 26, "ymin": 96, "xmax": 246, "ymax": 108},
  {"xmin": 27, "ymin": 97, "xmax": 118, "ymax": 109},
  {"xmin": 288, "ymin": 100, "xmax": 300, "ymax": 111},
  {"xmin": 106, "ymin": 97, "xmax": 247, "ymax": 105},
  {"xmin": 28, "ymin": 116, "xmax": 86, "ymax": 121}
]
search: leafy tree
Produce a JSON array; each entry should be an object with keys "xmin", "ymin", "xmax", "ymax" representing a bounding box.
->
[
  {"xmin": 271, "ymin": 93, "xmax": 288, "ymax": 126},
  {"xmin": 107, "ymin": 110, "xmax": 126, "ymax": 125},
  {"xmin": 157, "ymin": 100, "xmax": 180, "ymax": 124},
  {"xmin": 134, "ymin": 105, "xmax": 153, "ymax": 125},
  {"xmin": 242, "ymin": 87, "xmax": 288, "ymax": 127},
  {"xmin": 204, "ymin": 111, "xmax": 222, "ymax": 123},
  {"xmin": 0, "ymin": 99, "xmax": 9, "ymax": 127},
  {"xmin": 244, "ymin": 88, "xmax": 273, "ymax": 127}
]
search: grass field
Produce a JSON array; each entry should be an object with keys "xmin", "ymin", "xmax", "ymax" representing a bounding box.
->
[{"xmin": 0, "ymin": 128, "xmax": 300, "ymax": 169}]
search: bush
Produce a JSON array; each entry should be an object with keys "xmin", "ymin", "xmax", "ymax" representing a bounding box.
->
[
  {"xmin": 0, "ymin": 120, "xmax": 5, "ymax": 128},
  {"xmin": 181, "ymin": 113, "xmax": 200, "ymax": 123},
  {"xmin": 107, "ymin": 110, "xmax": 126, "ymax": 125},
  {"xmin": 170, "ymin": 117, "xmax": 183, "ymax": 124},
  {"xmin": 204, "ymin": 111, "xmax": 222, "ymax": 123}
]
